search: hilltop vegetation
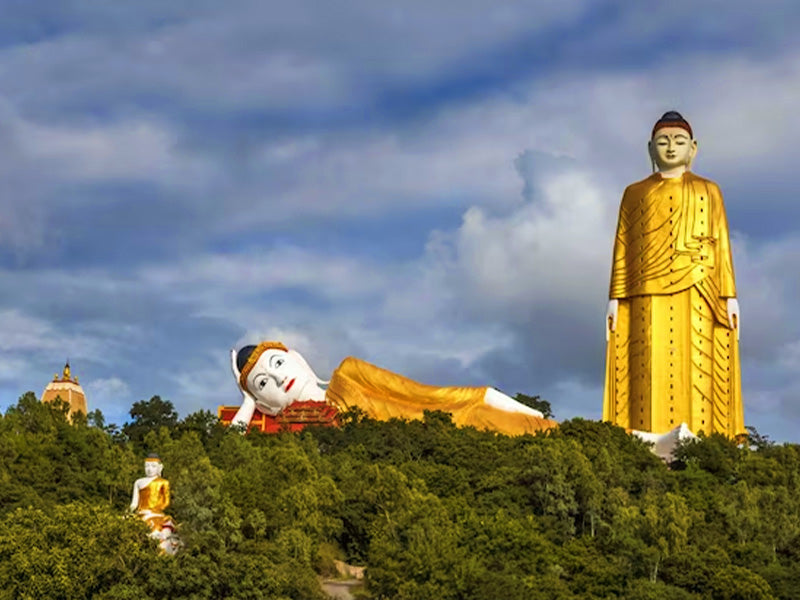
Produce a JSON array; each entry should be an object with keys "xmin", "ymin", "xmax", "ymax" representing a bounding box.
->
[{"xmin": 0, "ymin": 392, "xmax": 798, "ymax": 599}]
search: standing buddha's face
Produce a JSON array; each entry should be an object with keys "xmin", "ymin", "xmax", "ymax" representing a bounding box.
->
[
  {"xmin": 144, "ymin": 460, "xmax": 163, "ymax": 478},
  {"xmin": 245, "ymin": 348, "xmax": 320, "ymax": 415},
  {"xmin": 650, "ymin": 126, "xmax": 697, "ymax": 171}
]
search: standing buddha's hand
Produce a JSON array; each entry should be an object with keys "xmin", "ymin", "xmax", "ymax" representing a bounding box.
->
[
  {"xmin": 727, "ymin": 298, "xmax": 740, "ymax": 340},
  {"xmin": 606, "ymin": 299, "xmax": 619, "ymax": 342}
]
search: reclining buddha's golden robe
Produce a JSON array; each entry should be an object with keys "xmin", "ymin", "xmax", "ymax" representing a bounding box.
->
[
  {"xmin": 326, "ymin": 357, "xmax": 557, "ymax": 436},
  {"xmin": 603, "ymin": 172, "xmax": 744, "ymax": 436}
]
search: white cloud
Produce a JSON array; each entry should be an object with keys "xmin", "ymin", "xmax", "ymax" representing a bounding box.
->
[
  {"xmin": 441, "ymin": 157, "xmax": 615, "ymax": 320},
  {"xmin": 20, "ymin": 117, "xmax": 211, "ymax": 184},
  {"xmin": 0, "ymin": 309, "xmax": 104, "ymax": 359},
  {"xmin": 0, "ymin": 100, "xmax": 215, "ymax": 254},
  {"xmin": 0, "ymin": 309, "xmax": 58, "ymax": 351},
  {"xmin": 202, "ymin": 49, "xmax": 800, "ymax": 236},
  {"xmin": 169, "ymin": 355, "xmax": 240, "ymax": 415},
  {"xmin": 85, "ymin": 377, "xmax": 132, "ymax": 417},
  {"xmin": 137, "ymin": 247, "xmax": 390, "ymax": 311},
  {"xmin": 730, "ymin": 234, "xmax": 800, "ymax": 363},
  {"xmin": 3, "ymin": 38, "xmax": 800, "ymax": 256},
  {"xmin": 0, "ymin": 2, "xmax": 595, "ymax": 114},
  {"xmin": 0, "ymin": 356, "xmax": 28, "ymax": 383}
]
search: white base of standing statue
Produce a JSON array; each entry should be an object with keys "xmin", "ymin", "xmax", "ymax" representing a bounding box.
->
[{"xmin": 631, "ymin": 423, "xmax": 698, "ymax": 462}]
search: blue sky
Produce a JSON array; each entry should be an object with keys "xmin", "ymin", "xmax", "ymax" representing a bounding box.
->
[{"xmin": 2, "ymin": 1, "xmax": 799, "ymax": 441}]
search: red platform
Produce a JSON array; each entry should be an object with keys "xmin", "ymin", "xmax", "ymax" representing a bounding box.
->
[{"xmin": 217, "ymin": 401, "xmax": 339, "ymax": 433}]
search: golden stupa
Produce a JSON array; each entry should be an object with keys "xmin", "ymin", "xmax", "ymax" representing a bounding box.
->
[{"xmin": 42, "ymin": 361, "xmax": 87, "ymax": 417}]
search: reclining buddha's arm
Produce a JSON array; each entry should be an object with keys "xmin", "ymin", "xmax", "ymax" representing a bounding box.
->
[{"xmin": 230, "ymin": 348, "xmax": 257, "ymax": 429}]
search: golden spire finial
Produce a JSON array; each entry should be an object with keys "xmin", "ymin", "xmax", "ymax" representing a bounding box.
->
[{"xmin": 63, "ymin": 360, "xmax": 71, "ymax": 381}]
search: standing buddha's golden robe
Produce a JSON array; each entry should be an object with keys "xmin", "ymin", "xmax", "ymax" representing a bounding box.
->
[
  {"xmin": 603, "ymin": 171, "xmax": 744, "ymax": 436},
  {"xmin": 326, "ymin": 357, "xmax": 557, "ymax": 436}
]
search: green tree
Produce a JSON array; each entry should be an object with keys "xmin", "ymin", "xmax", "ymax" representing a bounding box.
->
[
  {"xmin": 0, "ymin": 503, "xmax": 155, "ymax": 599},
  {"xmin": 3, "ymin": 389, "xmax": 800, "ymax": 599},
  {"xmin": 709, "ymin": 565, "xmax": 776, "ymax": 600},
  {"xmin": 622, "ymin": 579, "xmax": 699, "ymax": 599},
  {"xmin": 639, "ymin": 490, "xmax": 690, "ymax": 583},
  {"xmin": 0, "ymin": 393, "xmax": 137, "ymax": 511},
  {"xmin": 514, "ymin": 392, "xmax": 554, "ymax": 419},
  {"xmin": 123, "ymin": 396, "xmax": 178, "ymax": 448}
]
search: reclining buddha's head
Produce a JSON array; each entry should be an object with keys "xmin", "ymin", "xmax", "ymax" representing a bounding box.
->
[{"xmin": 235, "ymin": 341, "xmax": 325, "ymax": 415}]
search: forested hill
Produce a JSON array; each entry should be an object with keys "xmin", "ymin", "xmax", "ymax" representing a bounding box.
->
[{"xmin": 1, "ymin": 392, "xmax": 798, "ymax": 599}]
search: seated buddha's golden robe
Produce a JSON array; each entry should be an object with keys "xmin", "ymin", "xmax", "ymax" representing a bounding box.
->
[
  {"xmin": 603, "ymin": 172, "xmax": 744, "ymax": 436},
  {"xmin": 135, "ymin": 477, "xmax": 172, "ymax": 532},
  {"xmin": 326, "ymin": 357, "xmax": 556, "ymax": 436}
]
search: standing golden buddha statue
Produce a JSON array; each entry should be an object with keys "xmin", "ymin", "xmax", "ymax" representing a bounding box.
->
[{"xmin": 603, "ymin": 111, "xmax": 745, "ymax": 437}]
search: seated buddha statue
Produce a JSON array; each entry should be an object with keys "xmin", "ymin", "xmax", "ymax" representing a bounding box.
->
[
  {"xmin": 129, "ymin": 454, "xmax": 180, "ymax": 554},
  {"xmin": 228, "ymin": 341, "xmax": 557, "ymax": 436}
]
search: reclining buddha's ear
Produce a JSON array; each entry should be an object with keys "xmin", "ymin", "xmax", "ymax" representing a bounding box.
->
[
  {"xmin": 230, "ymin": 349, "xmax": 241, "ymax": 379},
  {"xmin": 231, "ymin": 345, "xmax": 258, "ymax": 387}
]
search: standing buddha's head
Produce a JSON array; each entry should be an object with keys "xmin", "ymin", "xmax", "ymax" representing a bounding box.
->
[{"xmin": 649, "ymin": 111, "xmax": 698, "ymax": 172}]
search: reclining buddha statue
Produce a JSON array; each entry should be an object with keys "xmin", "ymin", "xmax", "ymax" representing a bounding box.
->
[{"xmin": 225, "ymin": 341, "xmax": 557, "ymax": 436}]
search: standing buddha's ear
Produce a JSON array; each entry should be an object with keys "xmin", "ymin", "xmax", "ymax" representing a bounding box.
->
[
  {"xmin": 648, "ymin": 140, "xmax": 656, "ymax": 173},
  {"xmin": 687, "ymin": 138, "xmax": 698, "ymax": 170}
]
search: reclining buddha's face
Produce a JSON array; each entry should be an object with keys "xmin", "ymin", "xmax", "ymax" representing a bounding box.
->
[{"xmin": 245, "ymin": 348, "xmax": 321, "ymax": 415}]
